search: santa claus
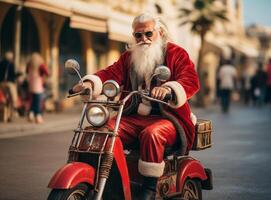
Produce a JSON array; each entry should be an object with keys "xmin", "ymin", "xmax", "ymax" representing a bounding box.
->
[{"xmin": 73, "ymin": 13, "xmax": 199, "ymax": 200}]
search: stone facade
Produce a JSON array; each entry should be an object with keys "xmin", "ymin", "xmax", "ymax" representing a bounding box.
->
[
  {"xmin": 0, "ymin": 0, "xmax": 259, "ymax": 108},
  {"xmin": 0, "ymin": 0, "xmax": 185, "ymax": 108}
]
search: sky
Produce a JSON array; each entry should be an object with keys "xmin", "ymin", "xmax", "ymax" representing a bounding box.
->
[{"xmin": 243, "ymin": 0, "xmax": 271, "ymax": 27}]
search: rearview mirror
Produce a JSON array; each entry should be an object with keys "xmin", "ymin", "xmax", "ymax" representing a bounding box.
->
[
  {"xmin": 64, "ymin": 59, "xmax": 83, "ymax": 84},
  {"xmin": 65, "ymin": 59, "xmax": 80, "ymax": 75},
  {"xmin": 154, "ymin": 65, "xmax": 171, "ymax": 82}
]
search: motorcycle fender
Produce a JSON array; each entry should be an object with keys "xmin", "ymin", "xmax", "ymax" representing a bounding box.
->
[
  {"xmin": 113, "ymin": 138, "xmax": 132, "ymax": 200},
  {"xmin": 48, "ymin": 162, "xmax": 95, "ymax": 189},
  {"xmin": 177, "ymin": 158, "xmax": 207, "ymax": 191}
]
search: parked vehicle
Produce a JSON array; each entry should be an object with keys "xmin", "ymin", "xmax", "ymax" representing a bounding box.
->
[{"xmin": 47, "ymin": 59, "xmax": 213, "ymax": 200}]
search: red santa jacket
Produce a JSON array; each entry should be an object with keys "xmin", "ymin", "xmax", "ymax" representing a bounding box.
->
[{"xmin": 82, "ymin": 42, "xmax": 200, "ymax": 151}]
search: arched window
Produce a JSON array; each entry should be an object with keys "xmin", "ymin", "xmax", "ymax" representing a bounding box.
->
[
  {"xmin": 21, "ymin": 9, "xmax": 40, "ymax": 57},
  {"xmin": 1, "ymin": 6, "xmax": 40, "ymax": 65},
  {"xmin": 92, "ymin": 32, "xmax": 108, "ymax": 69},
  {"xmin": 59, "ymin": 20, "xmax": 84, "ymax": 98},
  {"xmin": 1, "ymin": 6, "xmax": 15, "ymax": 56}
]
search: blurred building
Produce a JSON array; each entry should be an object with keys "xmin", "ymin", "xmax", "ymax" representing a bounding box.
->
[
  {"xmin": 0, "ymin": 0, "xmax": 260, "ymax": 108},
  {"xmin": 246, "ymin": 24, "xmax": 271, "ymax": 64},
  {"xmin": 189, "ymin": 0, "xmax": 259, "ymax": 102},
  {"xmin": 0, "ymin": 0, "xmax": 185, "ymax": 109}
]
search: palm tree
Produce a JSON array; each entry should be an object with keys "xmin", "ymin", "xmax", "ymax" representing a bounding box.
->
[{"xmin": 179, "ymin": 0, "xmax": 228, "ymax": 107}]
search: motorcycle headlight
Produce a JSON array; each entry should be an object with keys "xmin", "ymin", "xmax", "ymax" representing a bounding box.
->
[
  {"xmin": 86, "ymin": 105, "xmax": 109, "ymax": 127},
  {"xmin": 102, "ymin": 80, "xmax": 120, "ymax": 98}
]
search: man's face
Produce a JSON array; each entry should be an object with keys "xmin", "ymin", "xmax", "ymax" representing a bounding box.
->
[{"xmin": 133, "ymin": 20, "xmax": 160, "ymax": 45}]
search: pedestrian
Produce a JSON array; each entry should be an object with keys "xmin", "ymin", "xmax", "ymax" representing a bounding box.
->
[
  {"xmin": 203, "ymin": 71, "xmax": 211, "ymax": 106},
  {"xmin": 241, "ymin": 63, "xmax": 253, "ymax": 105},
  {"xmin": 26, "ymin": 53, "xmax": 49, "ymax": 123},
  {"xmin": 265, "ymin": 58, "xmax": 271, "ymax": 104},
  {"xmin": 73, "ymin": 13, "xmax": 199, "ymax": 199},
  {"xmin": 218, "ymin": 59, "xmax": 237, "ymax": 113},
  {"xmin": 0, "ymin": 51, "xmax": 19, "ymax": 121},
  {"xmin": 250, "ymin": 62, "xmax": 268, "ymax": 106}
]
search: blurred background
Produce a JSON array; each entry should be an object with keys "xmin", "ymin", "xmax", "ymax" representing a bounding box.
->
[
  {"xmin": 0, "ymin": 0, "xmax": 270, "ymax": 111},
  {"xmin": 0, "ymin": 0, "xmax": 270, "ymax": 200}
]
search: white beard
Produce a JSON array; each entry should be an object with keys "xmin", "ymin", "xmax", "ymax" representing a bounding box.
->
[{"xmin": 130, "ymin": 35, "xmax": 165, "ymax": 85}]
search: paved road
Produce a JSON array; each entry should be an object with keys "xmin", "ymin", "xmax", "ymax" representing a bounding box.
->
[
  {"xmin": 192, "ymin": 104, "xmax": 271, "ymax": 200},
  {"xmin": 0, "ymin": 104, "xmax": 270, "ymax": 200}
]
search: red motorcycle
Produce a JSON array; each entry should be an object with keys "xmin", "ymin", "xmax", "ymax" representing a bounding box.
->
[{"xmin": 47, "ymin": 59, "xmax": 213, "ymax": 200}]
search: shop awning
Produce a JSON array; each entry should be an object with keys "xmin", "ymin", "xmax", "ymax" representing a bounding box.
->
[
  {"xmin": 207, "ymin": 35, "xmax": 259, "ymax": 58},
  {"xmin": 218, "ymin": 36, "xmax": 259, "ymax": 58},
  {"xmin": 70, "ymin": 15, "xmax": 107, "ymax": 33},
  {"xmin": 206, "ymin": 35, "xmax": 232, "ymax": 59},
  {"xmin": 70, "ymin": 1, "xmax": 107, "ymax": 33},
  {"xmin": 228, "ymin": 42, "xmax": 259, "ymax": 58},
  {"xmin": 3, "ymin": 0, "xmax": 136, "ymax": 37},
  {"xmin": 23, "ymin": 0, "xmax": 108, "ymax": 32},
  {"xmin": 23, "ymin": 0, "xmax": 72, "ymax": 17},
  {"xmin": 0, "ymin": 0, "xmax": 22, "ymax": 5}
]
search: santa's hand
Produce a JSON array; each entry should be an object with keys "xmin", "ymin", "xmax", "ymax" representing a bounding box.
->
[
  {"xmin": 72, "ymin": 81, "xmax": 93, "ymax": 94},
  {"xmin": 151, "ymin": 86, "xmax": 171, "ymax": 100}
]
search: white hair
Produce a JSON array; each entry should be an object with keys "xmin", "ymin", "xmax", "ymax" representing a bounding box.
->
[
  {"xmin": 132, "ymin": 13, "xmax": 161, "ymax": 30},
  {"xmin": 131, "ymin": 13, "xmax": 170, "ymax": 43}
]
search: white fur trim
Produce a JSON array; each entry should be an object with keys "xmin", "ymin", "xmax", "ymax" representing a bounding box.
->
[
  {"xmin": 138, "ymin": 159, "xmax": 165, "ymax": 177},
  {"xmin": 190, "ymin": 112, "xmax": 197, "ymax": 125},
  {"xmin": 82, "ymin": 75, "xmax": 103, "ymax": 97},
  {"xmin": 162, "ymin": 81, "xmax": 187, "ymax": 108}
]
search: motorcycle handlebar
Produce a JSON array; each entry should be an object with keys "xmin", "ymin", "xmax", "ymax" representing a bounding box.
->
[
  {"xmin": 67, "ymin": 88, "xmax": 91, "ymax": 98},
  {"xmin": 67, "ymin": 87, "xmax": 171, "ymax": 106},
  {"xmin": 68, "ymin": 88, "xmax": 76, "ymax": 95},
  {"xmin": 122, "ymin": 91, "xmax": 172, "ymax": 107},
  {"xmin": 163, "ymin": 93, "xmax": 172, "ymax": 102},
  {"xmin": 140, "ymin": 94, "xmax": 171, "ymax": 106}
]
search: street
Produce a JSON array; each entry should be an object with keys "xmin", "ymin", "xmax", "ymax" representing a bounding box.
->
[
  {"xmin": 192, "ymin": 104, "xmax": 271, "ymax": 200},
  {"xmin": 0, "ymin": 104, "xmax": 270, "ymax": 200}
]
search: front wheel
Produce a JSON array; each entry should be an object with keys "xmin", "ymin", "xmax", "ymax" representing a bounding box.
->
[
  {"xmin": 47, "ymin": 183, "xmax": 93, "ymax": 200},
  {"xmin": 181, "ymin": 179, "xmax": 202, "ymax": 200}
]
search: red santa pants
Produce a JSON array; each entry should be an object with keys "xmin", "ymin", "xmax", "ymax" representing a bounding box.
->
[{"xmin": 108, "ymin": 114, "xmax": 176, "ymax": 163}]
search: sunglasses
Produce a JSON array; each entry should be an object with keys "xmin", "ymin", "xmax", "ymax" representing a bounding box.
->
[{"xmin": 133, "ymin": 30, "xmax": 155, "ymax": 39}]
